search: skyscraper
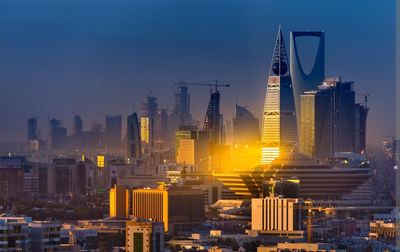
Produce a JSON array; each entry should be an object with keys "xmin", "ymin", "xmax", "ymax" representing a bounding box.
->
[
  {"xmin": 261, "ymin": 27, "xmax": 297, "ymax": 164},
  {"xmin": 171, "ymin": 84, "xmax": 192, "ymax": 128},
  {"xmin": 49, "ymin": 118, "xmax": 67, "ymax": 150},
  {"xmin": 203, "ymin": 89, "xmax": 223, "ymax": 145},
  {"xmin": 27, "ymin": 117, "xmax": 38, "ymax": 141},
  {"xmin": 290, "ymin": 31, "xmax": 325, "ymax": 133},
  {"xmin": 142, "ymin": 95, "xmax": 158, "ymax": 148},
  {"xmin": 105, "ymin": 115, "xmax": 122, "ymax": 149},
  {"xmin": 127, "ymin": 112, "xmax": 141, "ymax": 160},
  {"xmin": 233, "ymin": 104, "xmax": 260, "ymax": 145},
  {"xmin": 299, "ymin": 77, "xmax": 358, "ymax": 159},
  {"xmin": 73, "ymin": 115, "xmax": 83, "ymax": 136}
]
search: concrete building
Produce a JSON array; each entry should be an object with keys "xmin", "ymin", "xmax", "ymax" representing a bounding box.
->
[
  {"xmin": 29, "ymin": 221, "xmax": 61, "ymax": 252},
  {"xmin": 0, "ymin": 156, "xmax": 25, "ymax": 199},
  {"xmin": 177, "ymin": 139, "xmax": 195, "ymax": 166},
  {"xmin": 109, "ymin": 185, "xmax": 130, "ymax": 219},
  {"xmin": 127, "ymin": 112, "xmax": 141, "ymax": 160},
  {"xmin": 0, "ymin": 217, "xmax": 31, "ymax": 251},
  {"xmin": 132, "ymin": 185, "xmax": 204, "ymax": 233},
  {"xmin": 125, "ymin": 221, "xmax": 164, "ymax": 252},
  {"xmin": 251, "ymin": 196, "xmax": 302, "ymax": 237},
  {"xmin": 105, "ymin": 115, "xmax": 122, "ymax": 149},
  {"xmin": 258, "ymin": 243, "xmax": 340, "ymax": 252}
]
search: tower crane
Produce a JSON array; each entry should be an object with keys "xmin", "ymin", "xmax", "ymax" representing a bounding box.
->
[{"xmin": 174, "ymin": 80, "xmax": 230, "ymax": 93}]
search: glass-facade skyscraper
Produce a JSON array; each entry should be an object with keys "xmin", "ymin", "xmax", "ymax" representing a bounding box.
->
[{"xmin": 261, "ymin": 27, "xmax": 297, "ymax": 164}]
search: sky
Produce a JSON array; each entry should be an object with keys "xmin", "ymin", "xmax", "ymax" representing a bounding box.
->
[{"xmin": 0, "ymin": 0, "xmax": 396, "ymax": 144}]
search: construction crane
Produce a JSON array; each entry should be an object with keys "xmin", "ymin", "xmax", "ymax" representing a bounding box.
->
[{"xmin": 174, "ymin": 80, "xmax": 230, "ymax": 93}]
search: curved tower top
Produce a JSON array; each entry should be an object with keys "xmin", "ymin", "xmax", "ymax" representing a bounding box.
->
[{"xmin": 290, "ymin": 31, "xmax": 325, "ymax": 133}]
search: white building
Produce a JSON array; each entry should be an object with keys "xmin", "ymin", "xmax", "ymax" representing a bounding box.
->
[{"xmin": 126, "ymin": 221, "xmax": 164, "ymax": 252}]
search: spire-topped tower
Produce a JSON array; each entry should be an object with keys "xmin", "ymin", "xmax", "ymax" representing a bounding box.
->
[
  {"xmin": 269, "ymin": 26, "xmax": 289, "ymax": 77},
  {"xmin": 261, "ymin": 26, "xmax": 298, "ymax": 164}
]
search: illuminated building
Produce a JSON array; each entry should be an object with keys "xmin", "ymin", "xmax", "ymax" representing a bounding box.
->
[
  {"xmin": 214, "ymin": 152, "xmax": 371, "ymax": 205},
  {"xmin": 97, "ymin": 155, "xmax": 105, "ymax": 168},
  {"xmin": 29, "ymin": 221, "xmax": 61, "ymax": 252},
  {"xmin": 132, "ymin": 186, "xmax": 204, "ymax": 233},
  {"xmin": 261, "ymin": 27, "xmax": 297, "ymax": 164},
  {"xmin": 125, "ymin": 221, "xmax": 164, "ymax": 252},
  {"xmin": 290, "ymin": 31, "xmax": 325, "ymax": 134},
  {"xmin": 251, "ymin": 196, "xmax": 302, "ymax": 237},
  {"xmin": 105, "ymin": 115, "xmax": 122, "ymax": 149},
  {"xmin": 140, "ymin": 117, "xmax": 150, "ymax": 144},
  {"xmin": 109, "ymin": 185, "xmax": 129, "ymax": 219},
  {"xmin": 258, "ymin": 243, "xmax": 336, "ymax": 252},
  {"xmin": 142, "ymin": 95, "xmax": 158, "ymax": 147},
  {"xmin": 127, "ymin": 112, "xmax": 142, "ymax": 160},
  {"xmin": 177, "ymin": 139, "xmax": 195, "ymax": 165}
]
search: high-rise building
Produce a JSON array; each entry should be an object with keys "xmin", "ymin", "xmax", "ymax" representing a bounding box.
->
[
  {"xmin": 251, "ymin": 196, "xmax": 302, "ymax": 236},
  {"xmin": 0, "ymin": 156, "xmax": 25, "ymax": 199},
  {"xmin": 140, "ymin": 117, "xmax": 150, "ymax": 144},
  {"xmin": 290, "ymin": 31, "xmax": 325, "ymax": 133},
  {"xmin": 125, "ymin": 221, "xmax": 164, "ymax": 252},
  {"xmin": 203, "ymin": 90, "xmax": 223, "ymax": 145},
  {"xmin": 109, "ymin": 185, "xmax": 129, "ymax": 219},
  {"xmin": 171, "ymin": 84, "xmax": 192, "ymax": 129},
  {"xmin": 127, "ymin": 112, "xmax": 141, "ymax": 160},
  {"xmin": 177, "ymin": 139, "xmax": 195, "ymax": 165},
  {"xmin": 261, "ymin": 27, "xmax": 297, "ymax": 164},
  {"xmin": 105, "ymin": 115, "xmax": 122, "ymax": 149},
  {"xmin": 27, "ymin": 117, "xmax": 38, "ymax": 141},
  {"xmin": 49, "ymin": 118, "xmax": 67, "ymax": 150},
  {"xmin": 142, "ymin": 95, "xmax": 158, "ymax": 147},
  {"xmin": 73, "ymin": 115, "xmax": 83, "ymax": 136},
  {"xmin": 355, "ymin": 103, "xmax": 369, "ymax": 154},
  {"xmin": 299, "ymin": 77, "xmax": 358, "ymax": 159},
  {"xmin": 233, "ymin": 104, "xmax": 260, "ymax": 145}
]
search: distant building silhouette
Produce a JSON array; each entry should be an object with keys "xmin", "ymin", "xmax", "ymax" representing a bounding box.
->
[
  {"xmin": 49, "ymin": 118, "xmax": 67, "ymax": 150},
  {"xmin": 105, "ymin": 115, "xmax": 122, "ymax": 149},
  {"xmin": 73, "ymin": 115, "xmax": 83, "ymax": 136},
  {"xmin": 27, "ymin": 117, "xmax": 38, "ymax": 141},
  {"xmin": 203, "ymin": 90, "xmax": 223, "ymax": 145},
  {"xmin": 233, "ymin": 104, "xmax": 260, "ymax": 145},
  {"xmin": 127, "ymin": 112, "xmax": 141, "ymax": 160}
]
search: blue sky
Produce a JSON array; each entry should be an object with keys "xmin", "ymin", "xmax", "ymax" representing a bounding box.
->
[{"xmin": 0, "ymin": 0, "xmax": 395, "ymax": 143}]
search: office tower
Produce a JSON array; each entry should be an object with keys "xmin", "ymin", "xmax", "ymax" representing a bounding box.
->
[
  {"xmin": 299, "ymin": 77, "xmax": 356, "ymax": 159},
  {"xmin": 175, "ymin": 130, "xmax": 197, "ymax": 162},
  {"xmin": 0, "ymin": 217, "xmax": 31, "ymax": 251},
  {"xmin": 171, "ymin": 85, "xmax": 192, "ymax": 130},
  {"xmin": 49, "ymin": 118, "xmax": 67, "ymax": 150},
  {"xmin": 290, "ymin": 31, "xmax": 325, "ymax": 132},
  {"xmin": 73, "ymin": 115, "xmax": 83, "ymax": 135},
  {"xmin": 105, "ymin": 115, "xmax": 122, "ymax": 149},
  {"xmin": 233, "ymin": 104, "xmax": 260, "ymax": 145},
  {"xmin": 29, "ymin": 221, "xmax": 61, "ymax": 252},
  {"xmin": 142, "ymin": 95, "xmax": 158, "ymax": 147},
  {"xmin": 132, "ymin": 186, "xmax": 204, "ymax": 233},
  {"xmin": 157, "ymin": 108, "xmax": 170, "ymax": 146},
  {"xmin": 203, "ymin": 89, "xmax": 223, "ymax": 145},
  {"xmin": 109, "ymin": 185, "xmax": 129, "ymax": 219},
  {"xmin": 261, "ymin": 27, "xmax": 297, "ymax": 164},
  {"xmin": 27, "ymin": 117, "xmax": 38, "ymax": 141},
  {"xmin": 0, "ymin": 156, "xmax": 25, "ymax": 199},
  {"xmin": 355, "ymin": 103, "xmax": 369, "ymax": 154},
  {"xmin": 125, "ymin": 221, "xmax": 164, "ymax": 252},
  {"xmin": 49, "ymin": 158, "xmax": 87, "ymax": 197},
  {"xmin": 251, "ymin": 196, "xmax": 302, "ymax": 235},
  {"xmin": 177, "ymin": 139, "xmax": 195, "ymax": 165},
  {"xmin": 127, "ymin": 112, "xmax": 141, "ymax": 160},
  {"xmin": 140, "ymin": 117, "xmax": 150, "ymax": 144}
]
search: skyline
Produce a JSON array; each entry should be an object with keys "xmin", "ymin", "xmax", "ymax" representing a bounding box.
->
[{"xmin": 0, "ymin": 0, "xmax": 395, "ymax": 144}]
